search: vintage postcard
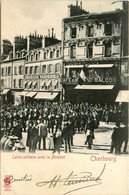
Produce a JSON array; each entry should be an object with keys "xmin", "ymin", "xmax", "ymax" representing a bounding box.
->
[{"xmin": 1, "ymin": 0, "xmax": 129, "ymax": 195}]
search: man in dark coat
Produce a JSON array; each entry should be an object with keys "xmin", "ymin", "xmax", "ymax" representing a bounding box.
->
[
  {"xmin": 109, "ymin": 121, "xmax": 122, "ymax": 154},
  {"xmin": 26, "ymin": 122, "xmax": 38, "ymax": 153},
  {"xmin": 37, "ymin": 120, "xmax": 48, "ymax": 150},
  {"xmin": 11, "ymin": 120, "xmax": 22, "ymax": 140},
  {"xmin": 62, "ymin": 121, "xmax": 72, "ymax": 153}
]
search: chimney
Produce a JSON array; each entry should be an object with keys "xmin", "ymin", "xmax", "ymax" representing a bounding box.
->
[
  {"xmin": 80, "ymin": 1, "xmax": 82, "ymax": 9},
  {"xmin": 35, "ymin": 30, "xmax": 36, "ymax": 36},
  {"xmin": 42, "ymin": 36, "xmax": 45, "ymax": 48},
  {"xmin": 27, "ymin": 36, "xmax": 30, "ymax": 51},
  {"xmin": 48, "ymin": 29, "xmax": 50, "ymax": 37},
  {"xmin": 52, "ymin": 28, "xmax": 54, "ymax": 38},
  {"xmin": 76, "ymin": 0, "xmax": 78, "ymax": 6},
  {"xmin": 123, "ymin": 1, "xmax": 128, "ymax": 11},
  {"xmin": 13, "ymin": 37, "xmax": 15, "ymax": 58},
  {"xmin": 9, "ymin": 51, "xmax": 13, "ymax": 59},
  {"xmin": 68, "ymin": 5, "xmax": 71, "ymax": 17}
]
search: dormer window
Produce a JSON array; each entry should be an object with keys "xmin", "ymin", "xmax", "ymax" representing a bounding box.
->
[
  {"xmin": 31, "ymin": 55, "xmax": 34, "ymax": 61},
  {"xmin": 50, "ymin": 51, "xmax": 53, "ymax": 58},
  {"xmin": 56, "ymin": 50, "xmax": 59, "ymax": 58},
  {"xmin": 36, "ymin": 54, "xmax": 39, "ymax": 60},
  {"xmin": 44, "ymin": 52, "xmax": 46, "ymax": 59}
]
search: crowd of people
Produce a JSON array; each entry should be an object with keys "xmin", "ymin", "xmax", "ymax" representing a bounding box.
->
[{"xmin": 1, "ymin": 101, "xmax": 128, "ymax": 154}]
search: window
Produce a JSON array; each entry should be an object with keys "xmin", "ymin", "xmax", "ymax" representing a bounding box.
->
[
  {"xmin": 87, "ymin": 43, "xmax": 93, "ymax": 58},
  {"xmin": 30, "ymin": 66, "xmax": 33, "ymax": 74},
  {"xmin": 13, "ymin": 79, "xmax": 16, "ymax": 88},
  {"xmin": 42, "ymin": 65, "xmax": 46, "ymax": 73},
  {"xmin": 6, "ymin": 67, "xmax": 8, "ymax": 75},
  {"xmin": 70, "ymin": 45, "xmax": 76, "ymax": 58},
  {"xmin": 44, "ymin": 52, "xmax": 46, "ymax": 59},
  {"xmin": 56, "ymin": 50, "xmax": 59, "ymax": 58},
  {"xmin": 1, "ymin": 79, "xmax": 4, "ymax": 87},
  {"xmin": 31, "ymin": 55, "xmax": 34, "ymax": 61},
  {"xmin": 105, "ymin": 42, "xmax": 111, "ymax": 57},
  {"xmin": 50, "ymin": 51, "xmax": 53, "ymax": 58},
  {"xmin": 19, "ymin": 66, "xmax": 22, "ymax": 75},
  {"xmin": 17, "ymin": 52, "xmax": 20, "ymax": 58},
  {"xmin": 105, "ymin": 23, "xmax": 112, "ymax": 36},
  {"xmin": 71, "ymin": 27, "xmax": 76, "ymax": 38},
  {"xmin": 19, "ymin": 79, "xmax": 22, "ymax": 88},
  {"xmin": 34, "ymin": 66, "xmax": 38, "ymax": 74},
  {"xmin": 55, "ymin": 64, "xmax": 59, "ymax": 73},
  {"xmin": 2, "ymin": 68, "xmax": 4, "ymax": 76},
  {"xmin": 8, "ymin": 67, "xmax": 11, "ymax": 75},
  {"xmin": 25, "ymin": 67, "xmax": 29, "ymax": 75},
  {"xmin": 26, "ymin": 55, "xmax": 29, "ymax": 61},
  {"xmin": 14, "ymin": 67, "xmax": 17, "ymax": 75},
  {"xmin": 87, "ymin": 26, "xmax": 93, "ymax": 37},
  {"xmin": 36, "ymin": 54, "xmax": 39, "ymax": 60},
  {"xmin": 48, "ymin": 64, "xmax": 52, "ymax": 73}
]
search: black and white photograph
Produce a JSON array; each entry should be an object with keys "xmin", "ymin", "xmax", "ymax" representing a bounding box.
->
[{"xmin": 1, "ymin": 0, "xmax": 129, "ymax": 194}]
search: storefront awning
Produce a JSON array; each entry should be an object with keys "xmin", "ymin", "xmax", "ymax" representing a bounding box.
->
[
  {"xmin": 46, "ymin": 80, "xmax": 51, "ymax": 87},
  {"xmin": 26, "ymin": 92, "xmax": 37, "ymax": 97},
  {"xmin": 65, "ymin": 64, "xmax": 114, "ymax": 69},
  {"xmin": 28, "ymin": 81, "xmax": 32, "ymax": 88},
  {"xmin": 40, "ymin": 80, "xmax": 45, "ymax": 87},
  {"xmin": 33, "ymin": 81, "xmax": 37, "ymax": 87},
  {"xmin": 24, "ymin": 81, "xmax": 28, "ymax": 85},
  {"xmin": 34, "ymin": 92, "xmax": 58, "ymax": 100},
  {"xmin": 53, "ymin": 80, "xmax": 58, "ymax": 87},
  {"xmin": 115, "ymin": 90, "xmax": 129, "ymax": 102},
  {"xmin": 75, "ymin": 85, "xmax": 114, "ymax": 90},
  {"xmin": 19, "ymin": 91, "xmax": 29, "ymax": 96},
  {"xmin": 86, "ymin": 64, "xmax": 114, "ymax": 68},
  {"xmin": 1, "ymin": 89, "xmax": 10, "ymax": 95},
  {"xmin": 65, "ymin": 65, "xmax": 83, "ymax": 68}
]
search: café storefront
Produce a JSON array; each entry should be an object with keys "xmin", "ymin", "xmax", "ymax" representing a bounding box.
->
[{"xmin": 62, "ymin": 64, "xmax": 120, "ymax": 104}]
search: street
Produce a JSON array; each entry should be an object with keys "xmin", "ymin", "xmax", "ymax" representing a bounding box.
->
[{"xmin": 22, "ymin": 122, "xmax": 128, "ymax": 156}]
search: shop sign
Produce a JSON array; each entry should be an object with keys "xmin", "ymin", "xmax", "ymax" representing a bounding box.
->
[
  {"xmin": 25, "ymin": 75, "xmax": 39, "ymax": 79},
  {"xmin": 85, "ymin": 76, "xmax": 116, "ymax": 84}
]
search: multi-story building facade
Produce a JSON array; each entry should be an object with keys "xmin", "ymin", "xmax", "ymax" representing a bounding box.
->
[
  {"xmin": 61, "ymin": 1, "xmax": 128, "ymax": 103},
  {"xmin": 1, "ymin": 49, "xmax": 27, "ymax": 104},
  {"xmin": 1, "ymin": 2, "xmax": 128, "ymax": 104},
  {"xmin": 23, "ymin": 42, "xmax": 62, "ymax": 102},
  {"xmin": 1, "ymin": 30, "xmax": 62, "ymax": 103}
]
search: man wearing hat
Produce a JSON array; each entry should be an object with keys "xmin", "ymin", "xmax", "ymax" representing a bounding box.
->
[
  {"xmin": 109, "ymin": 121, "xmax": 122, "ymax": 154},
  {"xmin": 62, "ymin": 121, "xmax": 72, "ymax": 153},
  {"xmin": 11, "ymin": 120, "xmax": 22, "ymax": 140},
  {"xmin": 37, "ymin": 120, "xmax": 48, "ymax": 150}
]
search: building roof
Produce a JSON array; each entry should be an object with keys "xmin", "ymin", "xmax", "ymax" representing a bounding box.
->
[{"xmin": 63, "ymin": 9, "xmax": 123, "ymax": 22}]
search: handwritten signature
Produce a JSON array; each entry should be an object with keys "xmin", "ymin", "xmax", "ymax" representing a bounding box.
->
[{"xmin": 36, "ymin": 164, "xmax": 106, "ymax": 195}]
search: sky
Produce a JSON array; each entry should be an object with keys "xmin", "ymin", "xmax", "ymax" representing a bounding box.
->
[{"xmin": 1, "ymin": 0, "xmax": 123, "ymax": 43}]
